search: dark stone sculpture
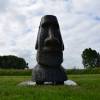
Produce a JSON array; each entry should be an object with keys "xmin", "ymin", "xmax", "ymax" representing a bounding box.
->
[{"xmin": 32, "ymin": 15, "xmax": 67, "ymax": 84}]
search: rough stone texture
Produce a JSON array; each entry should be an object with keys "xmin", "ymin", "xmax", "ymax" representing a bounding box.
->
[
  {"xmin": 64, "ymin": 80, "xmax": 77, "ymax": 86},
  {"xmin": 32, "ymin": 15, "xmax": 67, "ymax": 84},
  {"xmin": 18, "ymin": 81, "xmax": 36, "ymax": 86}
]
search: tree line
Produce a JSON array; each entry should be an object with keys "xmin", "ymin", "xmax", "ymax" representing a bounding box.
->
[
  {"xmin": 82, "ymin": 48, "xmax": 100, "ymax": 68},
  {"xmin": 0, "ymin": 55, "xmax": 28, "ymax": 69},
  {"xmin": 0, "ymin": 48, "xmax": 100, "ymax": 69}
]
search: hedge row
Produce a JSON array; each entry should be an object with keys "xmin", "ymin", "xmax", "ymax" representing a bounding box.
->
[
  {"xmin": 0, "ymin": 68, "xmax": 100, "ymax": 76},
  {"xmin": 66, "ymin": 68, "xmax": 100, "ymax": 75},
  {"xmin": 0, "ymin": 69, "xmax": 32, "ymax": 76}
]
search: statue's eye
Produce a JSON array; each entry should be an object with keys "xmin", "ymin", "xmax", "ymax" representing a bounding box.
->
[
  {"xmin": 42, "ymin": 23, "xmax": 49, "ymax": 29},
  {"xmin": 53, "ymin": 23, "xmax": 59, "ymax": 29}
]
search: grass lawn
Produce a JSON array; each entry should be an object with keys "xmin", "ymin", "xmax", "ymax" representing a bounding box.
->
[{"xmin": 0, "ymin": 74, "xmax": 100, "ymax": 100}]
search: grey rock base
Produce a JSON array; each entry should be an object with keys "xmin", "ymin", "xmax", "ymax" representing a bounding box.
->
[
  {"xmin": 32, "ymin": 64, "xmax": 67, "ymax": 84},
  {"xmin": 18, "ymin": 80, "xmax": 77, "ymax": 86},
  {"xmin": 64, "ymin": 80, "xmax": 77, "ymax": 86},
  {"xmin": 18, "ymin": 81, "xmax": 36, "ymax": 86}
]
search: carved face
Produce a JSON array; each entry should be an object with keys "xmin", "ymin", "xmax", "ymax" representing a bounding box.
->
[{"xmin": 35, "ymin": 15, "xmax": 64, "ymax": 67}]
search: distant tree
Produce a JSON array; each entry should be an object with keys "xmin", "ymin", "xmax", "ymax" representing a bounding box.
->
[
  {"xmin": 97, "ymin": 53, "xmax": 100, "ymax": 67},
  {"xmin": 0, "ymin": 55, "xmax": 28, "ymax": 69},
  {"xmin": 82, "ymin": 48, "xmax": 100, "ymax": 68}
]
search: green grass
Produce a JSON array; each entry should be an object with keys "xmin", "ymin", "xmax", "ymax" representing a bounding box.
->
[{"xmin": 0, "ymin": 74, "xmax": 100, "ymax": 100}]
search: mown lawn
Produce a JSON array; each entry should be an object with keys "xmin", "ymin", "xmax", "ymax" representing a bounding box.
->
[{"xmin": 0, "ymin": 74, "xmax": 100, "ymax": 100}]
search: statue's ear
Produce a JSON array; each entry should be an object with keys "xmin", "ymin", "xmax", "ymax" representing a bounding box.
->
[
  {"xmin": 62, "ymin": 44, "xmax": 64, "ymax": 50},
  {"xmin": 35, "ymin": 39, "xmax": 38, "ymax": 49},
  {"xmin": 35, "ymin": 26, "xmax": 41, "ymax": 50}
]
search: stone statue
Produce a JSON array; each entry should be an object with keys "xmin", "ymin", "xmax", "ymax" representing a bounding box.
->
[{"xmin": 32, "ymin": 15, "xmax": 67, "ymax": 84}]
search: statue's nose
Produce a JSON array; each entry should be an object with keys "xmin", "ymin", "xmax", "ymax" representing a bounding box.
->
[{"xmin": 44, "ymin": 27, "xmax": 60, "ymax": 48}]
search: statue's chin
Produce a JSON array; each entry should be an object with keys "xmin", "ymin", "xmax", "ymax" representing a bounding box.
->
[{"xmin": 36, "ymin": 51, "xmax": 63, "ymax": 67}]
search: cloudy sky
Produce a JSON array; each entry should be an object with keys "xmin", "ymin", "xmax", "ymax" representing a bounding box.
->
[{"xmin": 0, "ymin": 0, "xmax": 100, "ymax": 69}]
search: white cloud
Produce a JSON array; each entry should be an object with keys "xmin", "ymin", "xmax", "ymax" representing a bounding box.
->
[
  {"xmin": 0, "ymin": 0, "xmax": 100, "ymax": 69},
  {"xmin": 71, "ymin": 0, "xmax": 100, "ymax": 17}
]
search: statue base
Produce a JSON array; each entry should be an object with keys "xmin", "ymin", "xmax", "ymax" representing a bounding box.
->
[{"xmin": 32, "ymin": 64, "xmax": 67, "ymax": 84}]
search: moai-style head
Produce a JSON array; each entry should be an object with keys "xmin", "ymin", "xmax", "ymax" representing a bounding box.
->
[{"xmin": 35, "ymin": 15, "xmax": 64, "ymax": 67}]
